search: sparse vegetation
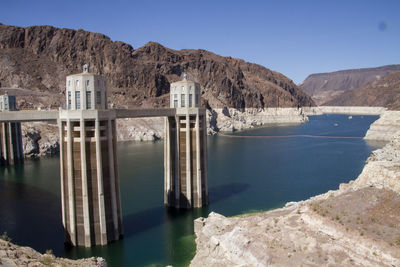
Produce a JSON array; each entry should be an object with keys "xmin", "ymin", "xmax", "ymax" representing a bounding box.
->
[
  {"xmin": 40, "ymin": 255, "xmax": 55, "ymax": 265},
  {"xmin": 396, "ymin": 235, "xmax": 400, "ymax": 247},
  {"xmin": 0, "ymin": 232, "xmax": 12, "ymax": 242}
]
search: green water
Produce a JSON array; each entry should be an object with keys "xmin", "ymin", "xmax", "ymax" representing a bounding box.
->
[{"xmin": 0, "ymin": 114, "xmax": 382, "ymax": 266}]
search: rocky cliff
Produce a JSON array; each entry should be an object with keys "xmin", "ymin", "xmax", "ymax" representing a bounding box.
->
[
  {"xmin": 0, "ymin": 24, "xmax": 314, "ymax": 110},
  {"xmin": 300, "ymin": 65, "xmax": 400, "ymax": 105},
  {"xmin": 191, "ymin": 121, "xmax": 400, "ymax": 266},
  {"xmin": 364, "ymin": 110, "xmax": 400, "ymax": 141},
  {"xmin": 324, "ymin": 71, "xmax": 400, "ymax": 109}
]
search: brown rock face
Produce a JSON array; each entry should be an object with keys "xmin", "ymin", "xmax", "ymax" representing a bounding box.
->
[
  {"xmin": 0, "ymin": 24, "xmax": 314, "ymax": 109},
  {"xmin": 324, "ymin": 71, "xmax": 400, "ymax": 110},
  {"xmin": 300, "ymin": 65, "xmax": 400, "ymax": 105}
]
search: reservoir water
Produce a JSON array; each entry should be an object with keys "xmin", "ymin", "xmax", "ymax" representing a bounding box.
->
[{"xmin": 0, "ymin": 114, "xmax": 381, "ymax": 266}]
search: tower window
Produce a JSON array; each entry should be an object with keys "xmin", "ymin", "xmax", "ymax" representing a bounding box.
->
[
  {"xmin": 195, "ymin": 94, "xmax": 199, "ymax": 105},
  {"xmin": 68, "ymin": 92, "xmax": 71, "ymax": 109},
  {"xmin": 181, "ymin": 94, "xmax": 185, "ymax": 107},
  {"xmin": 86, "ymin": 91, "xmax": 92, "ymax": 109},
  {"xmin": 97, "ymin": 91, "xmax": 101, "ymax": 105},
  {"xmin": 75, "ymin": 91, "xmax": 81, "ymax": 109},
  {"xmin": 174, "ymin": 100, "xmax": 178, "ymax": 108},
  {"xmin": 86, "ymin": 80, "xmax": 89, "ymax": 87}
]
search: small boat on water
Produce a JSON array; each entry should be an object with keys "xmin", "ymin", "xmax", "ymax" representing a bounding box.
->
[{"xmin": 348, "ymin": 116, "xmax": 353, "ymax": 119}]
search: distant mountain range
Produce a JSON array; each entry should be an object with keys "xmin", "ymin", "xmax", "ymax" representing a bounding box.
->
[
  {"xmin": 300, "ymin": 65, "xmax": 400, "ymax": 105},
  {"xmin": 324, "ymin": 71, "xmax": 400, "ymax": 109},
  {"xmin": 0, "ymin": 24, "xmax": 314, "ymax": 110}
]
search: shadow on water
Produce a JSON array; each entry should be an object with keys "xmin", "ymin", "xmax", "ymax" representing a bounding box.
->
[
  {"xmin": 122, "ymin": 182, "xmax": 250, "ymax": 238},
  {"xmin": 123, "ymin": 206, "xmax": 166, "ymax": 238},
  {"xmin": 209, "ymin": 182, "xmax": 250, "ymax": 203},
  {"xmin": 0, "ymin": 179, "xmax": 65, "ymax": 256}
]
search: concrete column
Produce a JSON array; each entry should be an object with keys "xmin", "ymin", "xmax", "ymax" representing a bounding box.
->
[
  {"xmin": 95, "ymin": 118, "xmax": 107, "ymax": 245},
  {"xmin": 18, "ymin": 123, "xmax": 23, "ymax": 163},
  {"xmin": 164, "ymin": 117, "xmax": 167, "ymax": 203},
  {"xmin": 16, "ymin": 123, "xmax": 22, "ymax": 162},
  {"xmin": 166, "ymin": 118, "xmax": 172, "ymax": 202},
  {"xmin": 195, "ymin": 112, "xmax": 202, "ymax": 207},
  {"xmin": 1, "ymin": 123, "xmax": 6, "ymax": 163},
  {"xmin": 175, "ymin": 115, "xmax": 180, "ymax": 207},
  {"xmin": 163, "ymin": 117, "xmax": 169, "ymax": 204},
  {"xmin": 8, "ymin": 123, "xmax": 14, "ymax": 164},
  {"xmin": 66, "ymin": 120, "xmax": 76, "ymax": 245},
  {"xmin": 80, "ymin": 118, "xmax": 91, "ymax": 247},
  {"xmin": 185, "ymin": 114, "xmax": 191, "ymax": 206},
  {"xmin": 13, "ymin": 123, "xmax": 20, "ymax": 162},
  {"xmin": 202, "ymin": 115, "xmax": 209, "ymax": 202},
  {"xmin": 107, "ymin": 118, "xmax": 119, "ymax": 240},
  {"xmin": 111, "ymin": 119, "xmax": 123, "ymax": 235},
  {"xmin": 59, "ymin": 120, "xmax": 66, "ymax": 228}
]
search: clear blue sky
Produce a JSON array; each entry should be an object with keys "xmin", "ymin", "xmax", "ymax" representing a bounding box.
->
[{"xmin": 1, "ymin": 0, "xmax": 399, "ymax": 83}]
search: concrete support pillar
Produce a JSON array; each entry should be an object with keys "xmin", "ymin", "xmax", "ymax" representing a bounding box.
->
[
  {"xmin": 164, "ymin": 117, "xmax": 172, "ymax": 204},
  {"xmin": 13, "ymin": 123, "xmax": 20, "ymax": 162},
  {"xmin": 17, "ymin": 123, "xmax": 23, "ymax": 163},
  {"xmin": 202, "ymin": 115, "xmax": 209, "ymax": 202},
  {"xmin": 195, "ymin": 112, "xmax": 202, "ymax": 207},
  {"xmin": 175, "ymin": 115, "xmax": 180, "ymax": 207},
  {"xmin": 8, "ymin": 122, "xmax": 14, "ymax": 164},
  {"xmin": 59, "ymin": 120, "xmax": 66, "ymax": 228},
  {"xmin": 185, "ymin": 113, "xmax": 192, "ymax": 206},
  {"xmin": 80, "ymin": 118, "xmax": 91, "ymax": 247},
  {"xmin": 95, "ymin": 118, "xmax": 107, "ymax": 245},
  {"xmin": 66, "ymin": 120, "xmax": 76, "ymax": 245},
  {"xmin": 107, "ymin": 118, "xmax": 119, "ymax": 240},
  {"xmin": 111, "ymin": 119, "xmax": 123, "ymax": 236},
  {"xmin": 1, "ymin": 123, "xmax": 7, "ymax": 163}
]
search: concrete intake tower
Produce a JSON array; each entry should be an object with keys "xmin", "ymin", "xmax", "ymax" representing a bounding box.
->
[
  {"xmin": 59, "ymin": 65, "xmax": 123, "ymax": 247},
  {"xmin": 164, "ymin": 74, "xmax": 209, "ymax": 208}
]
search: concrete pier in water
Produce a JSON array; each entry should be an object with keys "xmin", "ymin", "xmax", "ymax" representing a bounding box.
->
[
  {"xmin": 59, "ymin": 65, "xmax": 123, "ymax": 246},
  {"xmin": 164, "ymin": 76, "xmax": 208, "ymax": 208},
  {"xmin": 0, "ymin": 93, "xmax": 23, "ymax": 165}
]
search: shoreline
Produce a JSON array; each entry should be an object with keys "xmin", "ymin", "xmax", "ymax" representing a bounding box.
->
[{"xmin": 190, "ymin": 110, "xmax": 400, "ymax": 266}]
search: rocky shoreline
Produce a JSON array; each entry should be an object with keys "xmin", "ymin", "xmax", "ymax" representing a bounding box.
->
[
  {"xmin": 190, "ymin": 110, "xmax": 400, "ymax": 267},
  {"xmin": 0, "ymin": 238, "xmax": 106, "ymax": 267}
]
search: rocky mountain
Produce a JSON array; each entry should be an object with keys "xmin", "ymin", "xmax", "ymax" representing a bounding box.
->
[
  {"xmin": 324, "ymin": 71, "xmax": 400, "ymax": 109},
  {"xmin": 300, "ymin": 65, "xmax": 400, "ymax": 105},
  {"xmin": 0, "ymin": 24, "xmax": 314, "ymax": 110}
]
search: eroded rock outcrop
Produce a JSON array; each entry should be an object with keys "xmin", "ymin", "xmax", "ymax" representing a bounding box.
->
[
  {"xmin": 21, "ymin": 122, "xmax": 59, "ymax": 157},
  {"xmin": 0, "ymin": 239, "xmax": 106, "ymax": 267},
  {"xmin": 365, "ymin": 110, "xmax": 400, "ymax": 141},
  {"xmin": 207, "ymin": 107, "xmax": 308, "ymax": 133}
]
